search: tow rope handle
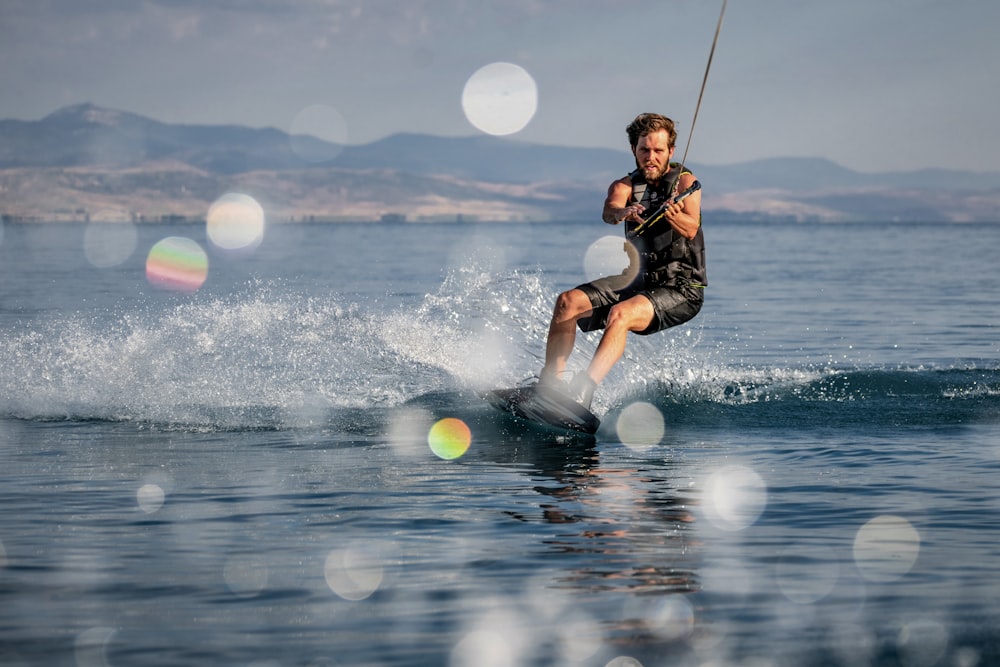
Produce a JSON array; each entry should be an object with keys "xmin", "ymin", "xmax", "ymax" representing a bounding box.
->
[{"xmin": 627, "ymin": 180, "xmax": 701, "ymax": 239}]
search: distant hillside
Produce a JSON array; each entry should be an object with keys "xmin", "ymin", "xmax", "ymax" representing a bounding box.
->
[
  {"xmin": 0, "ymin": 103, "xmax": 625, "ymax": 184},
  {"xmin": 1, "ymin": 103, "xmax": 999, "ymax": 222}
]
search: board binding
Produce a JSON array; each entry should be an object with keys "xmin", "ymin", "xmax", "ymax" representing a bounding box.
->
[{"xmin": 484, "ymin": 385, "xmax": 600, "ymax": 435}]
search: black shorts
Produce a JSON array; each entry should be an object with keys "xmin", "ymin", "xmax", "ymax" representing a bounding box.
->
[{"xmin": 575, "ymin": 274, "xmax": 703, "ymax": 336}]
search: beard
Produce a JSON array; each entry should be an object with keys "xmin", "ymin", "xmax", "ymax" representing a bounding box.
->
[{"xmin": 638, "ymin": 161, "xmax": 668, "ymax": 183}]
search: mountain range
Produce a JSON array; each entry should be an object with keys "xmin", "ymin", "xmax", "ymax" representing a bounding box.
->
[{"xmin": 1, "ymin": 103, "xmax": 998, "ymax": 223}]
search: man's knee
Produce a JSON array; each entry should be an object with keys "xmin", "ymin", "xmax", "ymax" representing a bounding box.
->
[
  {"xmin": 554, "ymin": 289, "xmax": 591, "ymax": 319},
  {"xmin": 606, "ymin": 298, "xmax": 653, "ymax": 332},
  {"xmin": 605, "ymin": 303, "xmax": 630, "ymax": 330}
]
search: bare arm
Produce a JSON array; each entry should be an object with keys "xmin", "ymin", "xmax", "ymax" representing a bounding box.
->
[
  {"xmin": 663, "ymin": 172, "xmax": 702, "ymax": 240},
  {"xmin": 601, "ymin": 177, "xmax": 644, "ymax": 225}
]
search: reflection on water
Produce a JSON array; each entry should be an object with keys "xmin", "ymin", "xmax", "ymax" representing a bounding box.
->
[{"xmin": 478, "ymin": 427, "xmax": 702, "ymax": 655}]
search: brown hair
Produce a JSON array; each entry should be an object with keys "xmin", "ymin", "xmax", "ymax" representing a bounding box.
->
[{"xmin": 626, "ymin": 113, "xmax": 677, "ymax": 150}]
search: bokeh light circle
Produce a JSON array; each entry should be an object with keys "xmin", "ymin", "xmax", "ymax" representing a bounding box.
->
[
  {"xmin": 428, "ymin": 417, "xmax": 472, "ymax": 460},
  {"xmin": 136, "ymin": 483, "xmax": 165, "ymax": 514},
  {"xmin": 451, "ymin": 629, "xmax": 513, "ymax": 667},
  {"xmin": 387, "ymin": 407, "xmax": 435, "ymax": 459},
  {"xmin": 290, "ymin": 104, "xmax": 349, "ymax": 163},
  {"xmin": 84, "ymin": 221, "xmax": 138, "ymax": 268},
  {"xmin": 206, "ymin": 192, "xmax": 266, "ymax": 252},
  {"xmin": 556, "ymin": 614, "xmax": 603, "ymax": 663},
  {"xmin": 897, "ymin": 619, "xmax": 949, "ymax": 667},
  {"xmin": 776, "ymin": 545, "xmax": 840, "ymax": 604},
  {"xmin": 702, "ymin": 465, "xmax": 768, "ymax": 531},
  {"xmin": 853, "ymin": 515, "xmax": 921, "ymax": 582},
  {"xmin": 606, "ymin": 658, "xmax": 644, "ymax": 667},
  {"xmin": 146, "ymin": 236, "xmax": 209, "ymax": 292},
  {"xmin": 224, "ymin": 554, "xmax": 269, "ymax": 597},
  {"xmin": 615, "ymin": 401, "xmax": 665, "ymax": 451},
  {"xmin": 623, "ymin": 594, "xmax": 693, "ymax": 646},
  {"xmin": 324, "ymin": 542, "xmax": 384, "ymax": 601},
  {"xmin": 584, "ymin": 235, "xmax": 637, "ymax": 283},
  {"xmin": 75, "ymin": 626, "xmax": 116, "ymax": 667},
  {"xmin": 462, "ymin": 62, "xmax": 538, "ymax": 136},
  {"xmin": 646, "ymin": 595, "xmax": 695, "ymax": 641}
]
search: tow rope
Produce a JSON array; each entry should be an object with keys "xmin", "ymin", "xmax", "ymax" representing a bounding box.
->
[
  {"xmin": 675, "ymin": 0, "xmax": 728, "ymax": 189},
  {"xmin": 630, "ymin": 0, "xmax": 727, "ymax": 238}
]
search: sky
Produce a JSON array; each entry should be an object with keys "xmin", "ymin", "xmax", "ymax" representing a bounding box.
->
[{"xmin": 2, "ymin": 0, "xmax": 999, "ymax": 173}]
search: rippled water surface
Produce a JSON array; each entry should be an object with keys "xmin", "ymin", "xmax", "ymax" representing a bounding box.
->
[{"xmin": 1, "ymin": 220, "xmax": 999, "ymax": 666}]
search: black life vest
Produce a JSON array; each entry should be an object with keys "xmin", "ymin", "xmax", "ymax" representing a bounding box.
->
[{"xmin": 624, "ymin": 163, "xmax": 707, "ymax": 288}]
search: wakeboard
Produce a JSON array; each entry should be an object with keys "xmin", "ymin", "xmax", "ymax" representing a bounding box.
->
[{"xmin": 484, "ymin": 385, "xmax": 601, "ymax": 435}]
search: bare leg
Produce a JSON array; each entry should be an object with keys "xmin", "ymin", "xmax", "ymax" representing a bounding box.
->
[
  {"xmin": 585, "ymin": 294, "xmax": 655, "ymax": 384},
  {"xmin": 542, "ymin": 288, "xmax": 593, "ymax": 380}
]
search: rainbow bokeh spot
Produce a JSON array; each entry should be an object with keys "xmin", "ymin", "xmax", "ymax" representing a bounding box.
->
[
  {"xmin": 427, "ymin": 417, "xmax": 472, "ymax": 460},
  {"xmin": 146, "ymin": 236, "xmax": 209, "ymax": 292}
]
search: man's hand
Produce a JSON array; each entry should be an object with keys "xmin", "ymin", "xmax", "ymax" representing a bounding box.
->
[
  {"xmin": 611, "ymin": 204, "xmax": 644, "ymax": 225},
  {"xmin": 663, "ymin": 199, "xmax": 685, "ymax": 223},
  {"xmin": 603, "ymin": 177, "xmax": 644, "ymax": 225}
]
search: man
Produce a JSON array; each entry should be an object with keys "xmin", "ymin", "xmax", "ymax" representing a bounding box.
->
[{"xmin": 536, "ymin": 112, "xmax": 707, "ymax": 410}]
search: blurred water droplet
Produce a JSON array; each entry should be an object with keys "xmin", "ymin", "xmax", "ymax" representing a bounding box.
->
[
  {"xmin": 853, "ymin": 515, "xmax": 920, "ymax": 582},
  {"xmin": 136, "ymin": 483, "xmax": 165, "ymax": 514},
  {"xmin": 324, "ymin": 542, "xmax": 384, "ymax": 601},
  {"xmin": 462, "ymin": 62, "xmax": 537, "ymax": 136},
  {"xmin": 702, "ymin": 465, "xmax": 767, "ymax": 531}
]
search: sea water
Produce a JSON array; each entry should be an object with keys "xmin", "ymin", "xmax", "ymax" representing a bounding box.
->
[{"xmin": 1, "ymin": 219, "xmax": 999, "ymax": 666}]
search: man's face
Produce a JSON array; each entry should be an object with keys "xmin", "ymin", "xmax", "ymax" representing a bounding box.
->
[{"xmin": 633, "ymin": 129, "xmax": 674, "ymax": 183}]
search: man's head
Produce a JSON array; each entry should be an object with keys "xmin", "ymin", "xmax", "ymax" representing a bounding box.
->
[
  {"xmin": 627, "ymin": 113, "xmax": 677, "ymax": 184},
  {"xmin": 626, "ymin": 113, "xmax": 677, "ymax": 151}
]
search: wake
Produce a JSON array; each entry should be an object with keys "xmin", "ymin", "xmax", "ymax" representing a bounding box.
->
[{"xmin": 1, "ymin": 267, "xmax": 996, "ymax": 432}]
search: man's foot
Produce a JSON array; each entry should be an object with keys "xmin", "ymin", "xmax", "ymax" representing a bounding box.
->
[
  {"xmin": 567, "ymin": 373, "xmax": 597, "ymax": 411},
  {"xmin": 526, "ymin": 371, "xmax": 597, "ymax": 411},
  {"xmin": 533, "ymin": 369, "xmax": 566, "ymax": 395}
]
